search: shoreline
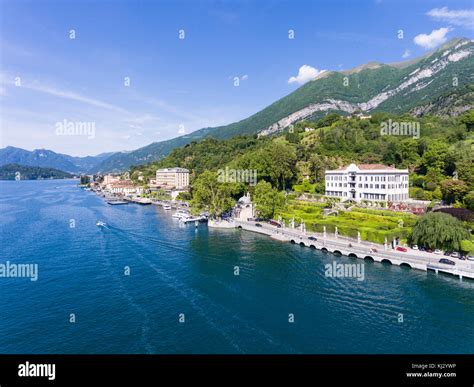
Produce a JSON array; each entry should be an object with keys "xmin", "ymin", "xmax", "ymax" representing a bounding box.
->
[
  {"xmin": 231, "ymin": 219, "xmax": 474, "ymax": 281},
  {"xmin": 85, "ymin": 182, "xmax": 474, "ymax": 282}
]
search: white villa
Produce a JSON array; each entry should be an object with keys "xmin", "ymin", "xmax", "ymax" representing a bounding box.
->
[
  {"xmin": 155, "ymin": 167, "xmax": 189, "ymax": 189},
  {"xmin": 234, "ymin": 192, "xmax": 255, "ymax": 221},
  {"xmin": 325, "ymin": 163, "xmax": 409, "ymax": 202}
]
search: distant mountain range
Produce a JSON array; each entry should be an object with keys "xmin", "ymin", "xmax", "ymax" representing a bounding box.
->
[
  {"xmin": 3, "ymin": 37, "xmax": 473, "ymax": 174},
  {"xmin": 0, "ymin": 164, "xmax": 74, "ymax": 180},
  {"xmin": 0, "ymin": 146, "xmax": 114, "ymax": 174}
]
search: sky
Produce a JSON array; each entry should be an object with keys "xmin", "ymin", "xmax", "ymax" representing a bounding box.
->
[{"xmin": 0, "ymin": 0, "xmax": 473, "ymax": 156}]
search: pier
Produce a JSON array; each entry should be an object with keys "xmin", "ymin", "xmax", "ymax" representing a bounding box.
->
[{"xmin": 234, "ymin": 220, "xmax": 474, "ymax": 280}]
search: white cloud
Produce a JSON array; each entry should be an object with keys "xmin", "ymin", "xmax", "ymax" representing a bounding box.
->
[
  {"xmin": 413, "ymin": 27, "xmax": 451, "ymax": 49},
  {"xmin": 427, "ymin": 7, "xmax": 474, "ymax": 30},
  {"xmin": 288, "ymin": 65, "xmax": 326, "ymax": 85},
  {"xmin": 402, "ymin": 49, "xmax": 411, "ymax": 58}
]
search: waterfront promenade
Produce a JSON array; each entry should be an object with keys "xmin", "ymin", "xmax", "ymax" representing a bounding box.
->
[{"xmin": 233, "ymin": 219, "xmax": 474, "ymax": 280}]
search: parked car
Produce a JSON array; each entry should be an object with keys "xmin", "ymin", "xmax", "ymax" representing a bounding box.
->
[
  {"xmin": 467, "ymin": 256, "xmax": 474, "ymax": 261},
  {"xmin": 308, "ymin": 236, "xmax": 317, "ymax": 241},
  {"xmin": 439, "ymin": 258, "xmax": 455, "ymax": 265},
  {"xmin": 396, "ymin": 246, "xmax": 407, "ymax": 252},
  {"xmin": 450, "ymin": 252, "xmax": 460, "ymax": 258},
  {"xmin": 268, "ymin": 220, "xmax": 282, "ymax": 228},
  {"xmin": 434, "ymin": 249, "xmax": 443, "ymax": 255},
  {"xmin": 255, "ymin": 223, "xmax": 263, "ymax": 228},
  {"xmin": 411, "ymin": 245, "xmax": 418, "ymax": 250}
]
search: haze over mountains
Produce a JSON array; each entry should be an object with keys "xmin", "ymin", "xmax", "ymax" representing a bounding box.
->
[
  {"xmin": 0, "ymin": 146, "xmax": 114, "ymax": 174},
  {"xmin": 2, "ymin": 37, "xmax": 473, "ymax": 174}
]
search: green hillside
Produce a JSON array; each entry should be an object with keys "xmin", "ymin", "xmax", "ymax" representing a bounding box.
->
[
  {"xmin": 0, "ymin": 164, "xmax": 74, "ymax": 180},
  {"xmin": 94, "ymin": 38, "xmax": 474, "ymax": 173},
  {"xmin": 133, "ymin": 111, "xmax": 474, "ymax": 196}
]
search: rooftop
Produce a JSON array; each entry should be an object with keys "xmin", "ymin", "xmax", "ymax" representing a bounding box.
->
[
  {"xmin": 339, "ymin": 163, "xmax": 397, "ymax": 171},
  {"xmin": 327, "ymin": 163, "xmax": 407, "ymax": 173},
  {"xmin": 156, "ymin": 167, "xmax": 189, "ymax": 173}
]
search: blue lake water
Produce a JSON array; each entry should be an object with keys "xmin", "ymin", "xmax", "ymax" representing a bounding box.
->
[{"xmin": 0, "ymin": 179, "xmax": 473, "ymax": 354}]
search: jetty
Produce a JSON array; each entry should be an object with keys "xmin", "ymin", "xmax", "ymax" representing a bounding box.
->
[{"xmin": 233, "ymin": 219, "xmax": 474, "ymax": 280}]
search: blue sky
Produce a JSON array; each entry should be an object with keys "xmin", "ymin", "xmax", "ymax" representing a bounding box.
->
[{"xmin": 0, "ymin": 0, "xmax": 473, "ymax": 156}]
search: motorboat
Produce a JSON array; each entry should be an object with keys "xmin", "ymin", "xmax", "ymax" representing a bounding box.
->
[
  {"xmin": 180, "ymin": 215, "xmax": 204, "ymax": 224},
  {"xmin": 172, "ymin": 210, "xmax": 190, "ymax": 219}
]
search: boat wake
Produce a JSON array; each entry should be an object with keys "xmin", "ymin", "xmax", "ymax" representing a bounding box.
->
[{"xmin": 99, "ymin": 223, "xmax": 190, "ymax": 253}]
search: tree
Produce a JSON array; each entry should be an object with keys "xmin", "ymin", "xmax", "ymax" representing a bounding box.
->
[
  {"xmin": 454, "ymin": 145, "xmax": 474, "ymax": 189},
  {"xmin": 253, "ymin": 181, "xmax": 286, "ymax": 219},
  {"xmin": 410, "ymin": 212, "xmax": 470, "ymax": 251},
  {"xmin": 440, "ymin": 179, "xmax": 469, "ymax": 204},
  {"xmin": 190, "ymin": 171, "xmax": 237, "ymax": 218},
  {"xmin": 420, "ymin": 141, "xmax": 449, "ymax": 182},
  {"xmin": 231, "ymin": 139, "xmax": 297, "ymax": 190},
  {"xmin": 459, "ymin": 110, "xmax": 474, "ymax": 132},
  {"xmin": 80, "ymin": 175, "xmax": 90, "ymax": 185},
  {"xmin": 264, "ymin": 140, "xmax": 297, "ymax": 190},
  {"xmin": 464, "ymin": 191, "xmax": 474, "ymax": 211},
  {"xmin": 460, "ymin": 240, "xmax": 474, "ymax": 255}
]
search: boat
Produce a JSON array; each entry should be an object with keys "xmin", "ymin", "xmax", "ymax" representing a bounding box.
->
[
  {"xmin": 163, "ymin": 204, "xmax": 172, "ymax": 210},
  {"xmin": 96, "ymin": 221, "xmax": 107, "ymax": 227},
  {"xmin": 180, "ymin": 215, "xmax": 205, "ymax": 224},
  {"xmin": 172, "ymin": 210, "xmax": 190, "ymax": 219},
  {"xmin": 133, "ymin": 198, "xmax": 152, "ymax": 205},
  {"xmin": 107, "ymin": 200, "xmax": 129, "ymax": 205}
]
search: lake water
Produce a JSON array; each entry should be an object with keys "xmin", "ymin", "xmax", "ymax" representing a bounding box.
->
[{"xmin": 0, "ymin": 179, "xmax": 473, "ymax": 354}]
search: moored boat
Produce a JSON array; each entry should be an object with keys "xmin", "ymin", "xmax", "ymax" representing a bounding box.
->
[
  {"xmin": 107, "ymin": 200, "xmax": 129, "ymax": 205},
  {"xmin": 172, "ymin": 209, "xmax": 190, "ymax": 219}
]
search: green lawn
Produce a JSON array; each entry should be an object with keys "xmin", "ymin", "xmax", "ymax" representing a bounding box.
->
[{"xmin": 277, "ymin": 200, "xmax": 417, "ymax": 244}]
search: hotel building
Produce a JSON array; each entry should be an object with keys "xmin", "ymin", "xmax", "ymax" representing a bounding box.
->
[
  {"xmin": 325, "ymin": 163, "xmax": 409, "ymax": 202},
  {"xmin": 155, "ymin": 167, "xmax": 190, "ymax": 189}
]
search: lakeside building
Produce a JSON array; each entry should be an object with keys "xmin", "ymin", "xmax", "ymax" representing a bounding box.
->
[
  {"xmin": 106, "ymin": 180, "xmax": 141, "ymax": 195},
  {"xmin": 154, "ymin": 167, "xmax": 189, "ymax": 189},
  {"xmin": 234, "ymin": 192, "xmax": 255, "ymax": 221},
  {"xmin": 325, "ymin": 163, "xmax": 409, "ymax": 202},
  {"xmin": 103, "ymin": 174, "xmax": 120, "ymax": 185}
]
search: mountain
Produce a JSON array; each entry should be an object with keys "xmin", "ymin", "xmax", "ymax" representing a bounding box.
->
[
  {"xmin": 0, "ymin": 164, "xmax": 74, "ymax": 180},
  {"xmin": 86, "ymin": 37, "xmax": 474, "ymax": 172},
  {"xmin": 0, "ymin": 146, "xmax": 115, "ymax": 173}
]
